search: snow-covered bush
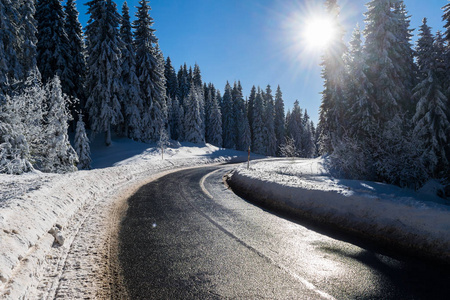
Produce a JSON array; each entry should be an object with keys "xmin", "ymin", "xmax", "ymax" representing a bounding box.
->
[
  {"xmin": 0, "ymin": 75, "xmax": 78, "ymax": 174},
  {"xmin": 329, "ymin": 135, "xmax": 374, "ymax": 180},
  {"xmin": 279, "ymin": 136, "xmax": 299, "ymax": 158},
  {"xmin": 0, "ymin": 114, "xmax": 33, "ymax": 174},
  {"xmin": 375, "ymin": 116, "xmax": 429, "ymax": 189},
  {"xmin": 157, "ymin": 127, "xmax": 170, "ymax": 159}
]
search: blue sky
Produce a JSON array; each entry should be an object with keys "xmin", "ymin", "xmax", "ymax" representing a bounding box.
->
[{"xmin": 74, "ymin": 0, "xmax": 447, "ymax": 124}]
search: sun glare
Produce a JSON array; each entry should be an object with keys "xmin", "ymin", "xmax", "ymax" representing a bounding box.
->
[{"xmin": 302, "ymin": 17, "xmax": 336, "ymax": 49}]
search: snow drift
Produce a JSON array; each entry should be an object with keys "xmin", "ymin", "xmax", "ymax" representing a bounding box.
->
[
  {"xmin": 0, "ymin": 141, "xmax": 245, "ymax": 299},
  {"xmin": 228, "ymin": 158, "xmax": 450, "ymax": 263}
]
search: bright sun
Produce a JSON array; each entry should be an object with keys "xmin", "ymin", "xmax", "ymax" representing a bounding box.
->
[{"xmin": 302, "ymin": 17, "xmax": 336, "ymax": 49}]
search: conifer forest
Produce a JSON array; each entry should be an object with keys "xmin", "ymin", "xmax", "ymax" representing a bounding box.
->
[{"xmin": 1, "ymin": 0, "xmax": 450, "ymax": 191}]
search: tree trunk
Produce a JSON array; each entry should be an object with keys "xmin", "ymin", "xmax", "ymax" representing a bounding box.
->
[{"xmin": 105, "ymin": 123, "xmax": 112, "ymax": 147}]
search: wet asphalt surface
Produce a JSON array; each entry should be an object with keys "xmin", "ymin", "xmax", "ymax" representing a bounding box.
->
[{"xmin": 119, "ymin": 165, "xmax": 450, "ymax": 299}]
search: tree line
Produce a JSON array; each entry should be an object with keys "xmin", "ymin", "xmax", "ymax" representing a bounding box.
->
[
  {"xmin": 320, "ymin": 0, "xmax": 450, "ymax": 190},
  {"xmin": 0, "ymin": 0, "xmax": 316, "ymax": 174}
]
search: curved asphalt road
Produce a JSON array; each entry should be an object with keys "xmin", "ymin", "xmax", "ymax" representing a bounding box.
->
[{"xmin": 119, "ymin": 165, "xmax": 450, "ymax": 299}]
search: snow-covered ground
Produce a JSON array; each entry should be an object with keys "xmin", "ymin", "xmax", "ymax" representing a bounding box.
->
[
  {"xmin": 229, "ymin": 158, "xmax": 450, "ymax": 263},
  {"xmin": 0, "ymin": 135, "xmax": 247, "ymax": 299},
  {"xmin": 2, "ymin": 138, "xmax": 450, "ymax": 298}
]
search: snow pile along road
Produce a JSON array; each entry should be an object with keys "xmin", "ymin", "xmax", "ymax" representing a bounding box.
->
[
  {"xmin": 0, "ymin": 141, "xmax": 245, "ymax": 299},
  {"xmin": 228, "ymin": 158, "xmax": 450, "ymax": 263}
]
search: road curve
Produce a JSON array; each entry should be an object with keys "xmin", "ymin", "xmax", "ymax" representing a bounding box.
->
[{"xmin": 118, "ymin": 165, "xmax": 450, "ymax": 299}]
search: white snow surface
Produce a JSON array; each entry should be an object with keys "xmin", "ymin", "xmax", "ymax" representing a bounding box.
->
[
  {"xmin": 231, "ymin": 158, "xmax": 450, "ymax": 261},
  {"xmin": 0, "ymin": 136, "xmax": 246, "ymax": 299}
]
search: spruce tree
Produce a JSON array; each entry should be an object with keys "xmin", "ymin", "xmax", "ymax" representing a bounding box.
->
[
  {"xmin": 346, "ymin": 25, "xmax": 375, "ymax": 141},
  {"xmin": 36, "ymin": 0, "xmax": 71, "ymax": 90},
  {"xmin": 286, "ymin": 100, "xmax": 303, "ymax": 156},
  {"xmin": 192, "ymin": 63, "xmax": 205, "ymax": 139},
  {"xmin": 0, "ymin": 95, "xmax": 33, "ymax": 174},
  {"xmin": 232, "ymin": 81, "xmax": 248, "ymax": 150},
  {"xmin": 74, "ymin": 113, "xmax": 91, "ymax": 169},
  {"xmin": 64, "ymin": 0, "xmax": 86, "ymax": 114},
  {"xmin": 412, "ymin": 18, "xmax": 450, "ymax": 176},
  {"xmin": 151, "ymin": 45, "xmax": 168, "ymax": 141},
  {"xmin": 85, "ymin": 0, "xmax": 124, "ymax": 146},
  {"xmin": 184, "ymin": 85, "xmax": 204, "ymax": 144},
  {"xmin": 177, "ymin": 63, "xmax": 189, "ymax": 106},
  {"xmin": 17, "ymin": 0, "xmax": 40, "ymax": 82},
  {"xmin": 442, "ymin": 1, "xmax": 450, "ymax": 41},
  {"xmin": 133, "ymin": 0, "xmax": 166, "ymax": 141},
  {"xmin": 41, "ymin": 76, "xmax": 78, "ymax": 173},
  {"xmin": 120, "ymin": 1, "xmax": 142, "ymax": 140},
  {"xmin": 263, "ymin": 85, "xmax": 277, "ymax": 156},
  {"xmin": 204, "ymin": 85, "xmax": 214, "ymax": 143},
  {"xmin": 170, "ymin": 96, "xmax": 184, "ymax": 141},
  {"xmin": 252, "ymin": 88, "xmax": 266, "ymax": 155},
  {"xmin": 0, "ymin": 0, "xmax": 21, "ymax": 101},
  {"xmin": 274, "ymin": 85, "xmax": 285, "ymax": 156},
  {"xmin": 318, "ymin": 0, "xmax": 347, "ymax": 154},
  {"xmin": 208, "ymin": 91, "xmax": 223, "ymax": 147},
  {"xmin": 165, "ymin": 57, "xmax": 178, "ymax": 100},
  {"xmin": 247, "ymin": 85, "xmax": 257, "ymax": 146},
  {"xmin": 363, "ymin": 0, "xmax": 406, "ymax": 127},
  {"xmin": 393, "ymin": 1, "xmax": 416, "ymax": 116},
  {"xmin": 301, "ymin": 110, "xmax": 315, "ymax": 158},
  {"xmin": 222, "ymin": 82, "xmax": 235, "ymax": 149}
]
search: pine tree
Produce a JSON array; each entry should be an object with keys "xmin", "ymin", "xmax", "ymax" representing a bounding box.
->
[
  {"xmin": 74, "ymin": 113, "xmax": 91, "ymax": 169},
  {"xmin": 263, "ymin": 85, "xmax": 277, "ymax": 156},
  {"xmin": 412, "ymin": 18, "xmax": 450, "ymax": 176},
  {"xmin": 184, "ymin": 86, "xmax": 204, "ymax": 144},
  {"xmin": 85, "ymin": 0, "xmax": 124, "ymax": 146},
  {"xmin": 133, "ymin": 0, "xmax": 166, "ymax": 141},
  {"xmin": 318, "ymin": 0, "xmax": 347, "ymax": 154},
  {"xmin": 274, "ymin": 85, "xmax": 285, "ymax": 156},
  {"xmin": 222, "ymin": 82, "xmax": 235, "ymax": 149},
  {"xmin": 64, "ymin": 0, "xmax": 86, "ymax": 116},
  {"xmin": 120, "ymin": 1, "xmax": 142, "ymax": 140}
]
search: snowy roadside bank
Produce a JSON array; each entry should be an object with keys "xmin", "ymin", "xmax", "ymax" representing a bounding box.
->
[
  {"xmin": 0, "ymin": 142, "xmax": 246, "ymax": 299},
  {"xmin": 227, "ymin": 158, "xmax": 450, "ymax": 264}
]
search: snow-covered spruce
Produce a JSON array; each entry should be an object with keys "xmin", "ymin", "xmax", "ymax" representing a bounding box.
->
[
  {"xmin": 74, "ymin": 113, "xmax": 91, "ymax": 170},
  {"xmin": 85, "ymin": 0, "xmax": 124, "ymax": 146}
]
